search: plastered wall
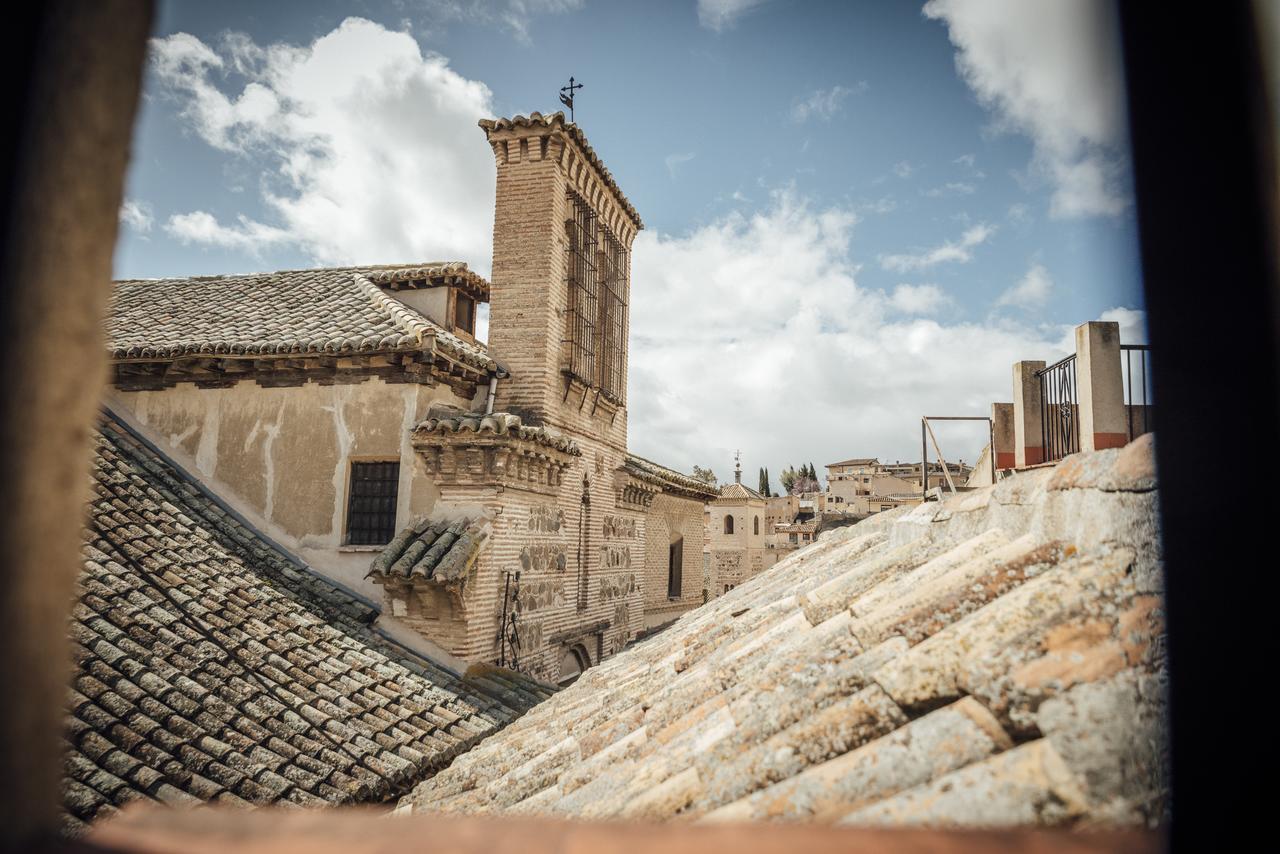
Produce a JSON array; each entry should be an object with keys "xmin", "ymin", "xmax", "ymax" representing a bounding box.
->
[{"xmin": 106, "ymin": 377, "xmax": 477, "ymax": 597}]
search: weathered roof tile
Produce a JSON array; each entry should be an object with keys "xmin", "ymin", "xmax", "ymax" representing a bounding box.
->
[
  {"xmin": 61, "ymin": 411, "xmax": 552, "ymax": 833},
  {"xmin": 400, "ymin": 441, "xmax": 1167, "ymax": 830},
  {"xmin": 107, "ymin": 264, "xmax": 495, "ymax": 372}
]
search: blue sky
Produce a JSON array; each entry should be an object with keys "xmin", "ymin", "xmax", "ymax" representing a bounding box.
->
[{"xmin": 115, "ymin": 0, "xmax": 1146, "ymax": 483}]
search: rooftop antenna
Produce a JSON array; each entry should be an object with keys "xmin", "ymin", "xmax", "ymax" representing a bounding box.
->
[{"xmin": 559, "ymin": 76, "xmax": 583, "ymax": 122}]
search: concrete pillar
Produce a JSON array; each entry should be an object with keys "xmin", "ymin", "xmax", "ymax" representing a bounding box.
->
[
  {"xmin": 1075, "ymin": 321, "xmax": 1128, "ymax": 451},
  {"xmin": 1013, "ymin": 361, "xmax": 1046, "ymax": 467},
  {"xmin": 991, "ymin": 402, "xmax": 1015, "ymax": 470}
]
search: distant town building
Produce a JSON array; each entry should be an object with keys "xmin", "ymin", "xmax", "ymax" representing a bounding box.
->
[
  {"xmin": 708, "ymin": 460, "xmax": 779, "ymax": 594},
  {"xmin": 824, "ymin": 457, "xmax": 971, "ymax": 515}
]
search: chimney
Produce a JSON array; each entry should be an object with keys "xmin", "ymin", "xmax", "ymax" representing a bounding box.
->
[{"xmin": 478, "ymin": 112, "xmax": 643, "ymax": 444}]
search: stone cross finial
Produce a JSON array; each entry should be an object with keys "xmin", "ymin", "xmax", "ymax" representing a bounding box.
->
[{"xmin": 734, "ymin": 449, "xmax": 742, "ymax": 484}]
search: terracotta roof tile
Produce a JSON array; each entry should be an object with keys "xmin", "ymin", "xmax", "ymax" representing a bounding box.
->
[
  {"xmin": 62, "ymin": 411, "xmax": 554, "ymax": 832},
  {"xmin": 413, "ymin": 408, "xmax": 581, "ymax": 456},
  {"xmin": 400, "ymin": 436, "xmax": 1167, "ymax": 830},
  {"xmin": 108, "ymin": 264, "xmax": 494, "ymax": 372},
  {"xmin": 624, "ymin": 454, "xmax": 718, "ymax": 500}
]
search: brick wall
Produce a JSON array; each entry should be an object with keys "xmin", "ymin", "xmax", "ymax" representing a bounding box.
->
[{"xmin": 641, "ymin": 492, "xmax": 708, "ymax": 630}]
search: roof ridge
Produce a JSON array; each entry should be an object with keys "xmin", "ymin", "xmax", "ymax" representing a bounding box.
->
[
  {"xmin": 112, "ymin": 260, "xmax": 478, "ymax": 286},
  {"xmin": 353, "ymin": 272, "xmax": 435, "ymax": 346}
]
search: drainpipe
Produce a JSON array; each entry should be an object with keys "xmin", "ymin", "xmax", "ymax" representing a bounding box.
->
[{"xmin": 485, "ymin": 361, "xmax": 510, "ymax": 415}]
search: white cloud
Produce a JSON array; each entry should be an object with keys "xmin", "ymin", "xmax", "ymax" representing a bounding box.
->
[
  {"xmin": 628, "ymin": 189, "xmax": 1066, "ymax": 473},
  {"xmin": 789, "ymin": 83, "xmax": 865, "ymax": 123},
  {"xmin": 697, "ymin": 0, "xmax": 770, "ymax": 32},
  {"xmin": 665, "ymin": 152, "xmax": 696, "ymax": 179},
  {"xmin": 400, "ymin": 0, "xmax": 584, "ymax": 44},
  {"xmin": 857, "ymin": 196, "xmax": 898, "ymax": 215},
  {"xmin": 923, "ymin": 0, "xmax": 1129, "ymax": 218},
  {"xmin": 922, "ymin": 181, "xmax": 976, "ymax": 198},
  {"xmin": 165, "ymin": 210, "xmax": 291, "ymax": 253},
  {"xmin": 1100, "ymin": 306, "xmax": 1147, "ymax": 345},
  {"xmin": 889, "ymin": 283, "xmax": 952, "ymax": 315},
  {"xmin": 996, "ymin": 262, "xmax": 1053, "ymax": 309},
  {"xmin": 1007, "ymin": 202, "xmax": 1031, "ymax": 224},
  {"xmin": 892, "ymin": 161, "xmax": 915, "ymax": 179},
  {"xmin": 1050, "ymin": 305, "xmax": 1147, "ymax": 354},
  {"xmin": 120, "ymin": 199, "xmax": 154, "ymax": 233},
  {"xmin": 149, "ymin": 19, "xmax": 498, "ymax": 272},
  {"xmin": 878, "ymin": 222, "xmax": 996, "ymax": 272}
]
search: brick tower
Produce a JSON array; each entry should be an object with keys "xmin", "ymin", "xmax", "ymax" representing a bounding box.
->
[{"xmin": 479, "ymin": 111, "xmax": 643, "ymax": 453}]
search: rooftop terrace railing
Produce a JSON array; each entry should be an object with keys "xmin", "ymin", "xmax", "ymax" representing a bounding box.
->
[{"xmin": 1037, "ymin": 353, "xmax": 1080, "ymax": 464}]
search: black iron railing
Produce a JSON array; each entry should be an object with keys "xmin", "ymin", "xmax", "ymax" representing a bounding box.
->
[
  {"xmin": 1037, "ymin": 354, "xmax": 1079, "ymax": 463},
  {"xmin": 1121, "ymin": 344, "xmax": 1154, "ymax": 440}
]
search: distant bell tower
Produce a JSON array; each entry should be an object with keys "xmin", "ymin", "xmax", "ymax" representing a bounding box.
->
[{"xmin": 478, "ymin": 112, "xmax": 643, "ymax": 451}]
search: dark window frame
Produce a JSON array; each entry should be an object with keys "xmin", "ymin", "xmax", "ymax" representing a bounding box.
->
[
  {"xmin": 724, "ymin": 515, "xmax": 734, "ymax": 535},
  {"xmin": 564, "ymin": 189, "xmax": 627, "ymax": 402},
  {"xmin": 667, "ymin": 536, "xmax": 683, "ymax": 600},
  {"xmin": 344, "ymin": 460, "xmax": 401, "ymax": 546},
  {"xmin": 453, "ymin": 292, "xmax": 475, "ymax": 336}
]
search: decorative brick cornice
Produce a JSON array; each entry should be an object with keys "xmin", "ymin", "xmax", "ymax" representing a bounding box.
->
[
  {"xmin": 614, "ymin": 469, "xmax": 658, "ymax": 510},
  {"xmin": 479, "ymin": 111, "xmax": 643, "ymax": 247},
  {"xmin": 412, "ymin": 410, "xmax": 580, "ymax": 496}
]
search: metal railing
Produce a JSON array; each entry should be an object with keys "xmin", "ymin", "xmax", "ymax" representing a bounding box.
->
[
  {"xmin": 1121, "ymin": 344, "xmax": 1153, "ymax": 440},
  {"xmin": 920, "ymin": 415, "xmax": 994, "ymax": 498},
  {"xmin": 1037, "ymin": 354, "xmax": 1080, "ymax": 464}
]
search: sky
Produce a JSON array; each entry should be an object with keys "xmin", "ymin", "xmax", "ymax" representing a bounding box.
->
[{"xmin": 115, "ymin": 0, "xmax": 1148, "ymax": 489}]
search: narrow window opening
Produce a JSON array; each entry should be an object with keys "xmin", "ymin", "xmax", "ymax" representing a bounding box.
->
[
  {"xmin": 667, "ymin": 536, "xmax": 684, "ymax": 599},
  {"xmin": 346, "ymin": 461, "xmax": 400, "ymax": 545},
  {"xmin": 454, "ymin": 293, "xmax": 475, "ymax": 335}
]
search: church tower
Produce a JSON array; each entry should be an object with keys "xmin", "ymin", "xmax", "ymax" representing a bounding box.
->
[{"xmin": 479, "ymin": 112, "xmax": 643, "ymax": 454}]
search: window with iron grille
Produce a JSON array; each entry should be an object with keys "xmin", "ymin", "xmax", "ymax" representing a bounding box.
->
[
  {"xmin": 345, "ymin": 461, "xmax": 400, "ymax": 545},
  {"xmin": 565, "ymin": 190, "xmax": 627, "ymax": 401}
]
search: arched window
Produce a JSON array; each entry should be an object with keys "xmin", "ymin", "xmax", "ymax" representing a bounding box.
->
[
  {"xmin": 558, "ymin": 645, "xmax": 591, "ymax": 686},
  {"xmin": 724, "ymin": 515, "xmax": 734, "ymax": 534},
  {"xmin": 753, "ymin": 516, "xmax": 760, "ymax": 535}
]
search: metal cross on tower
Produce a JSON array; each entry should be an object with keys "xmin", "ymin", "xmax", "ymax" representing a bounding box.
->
[{"xmin": 559, "ymin": 76, "xmax": 583, "ymax": 122}]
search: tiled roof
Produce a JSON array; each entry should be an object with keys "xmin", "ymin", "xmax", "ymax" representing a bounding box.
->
[
  {"xmin": 718, "ymin": 482, "xmax": 765, "ymax": 501},
  {"xmin": 828, "ymin": 458, "xmax": 879, "ymax": 468},
  {"xmin": 399, "ymin": 436, "xmax": 1167, "ymax": 829},
  {"xmin": 414, "ymin": 410, "xmax": 581, "ymax": 456},
  {"xmin": 107, "ymin": 264, "xmax": 495, "ymax": 372},
  {"xmin": 63, "ymin": 412, "xmax": 552, "ymax": 835},
  {"xmin": 367, "ymin": 517, "xmax": 490, "ymax": 582},
  {"xmin": 624, "ymin": 454, "xmax": 718, "ymax": 501},
  {"xmin": 479, "ymin": 112, "xmax": 643, "ymax": 230}
]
